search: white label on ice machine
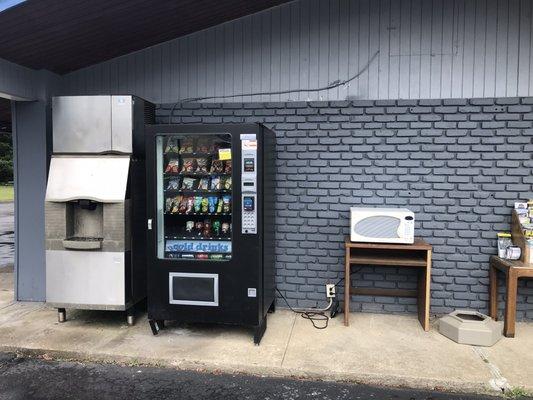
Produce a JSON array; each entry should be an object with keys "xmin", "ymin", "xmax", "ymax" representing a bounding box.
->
[{"xmin": 241, "ymin": 134, "xmax": 257, "ymax": 235}]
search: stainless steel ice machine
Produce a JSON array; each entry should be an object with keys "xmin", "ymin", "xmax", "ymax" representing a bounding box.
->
[{"xmin": 45, "ymin": 95, "xmax": 154, "ymax": 324}]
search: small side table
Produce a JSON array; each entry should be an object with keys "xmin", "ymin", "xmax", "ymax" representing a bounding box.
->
[
  {"xmin": 344, "ymin": 238, "xmax": 432, "ymax": 331},
  {"xmin": 489, "ymin": 256, "xmax": 533, "ymax": 337}
]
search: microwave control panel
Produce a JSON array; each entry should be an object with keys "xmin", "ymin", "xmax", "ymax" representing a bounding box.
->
[{"xmin": 241, "ymin": 134, "xmax": 257, "ymax": 234}]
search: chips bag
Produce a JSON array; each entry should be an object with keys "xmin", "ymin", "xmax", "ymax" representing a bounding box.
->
[
  {"xmin": 181, "ymin": 177, "xmax": 197, "ymax": 190},
  {"xmin": 178, "ymin": 196, "xmax": 188, "ymax": 214},
  {"xmin": 179, "ymin": 138, "xmax": 194, "ymax": 154},
  {"xmin": 209, "ymin": 141, "xmax": 221, "ymax": 154},
  {"xmin": 201, "ymin": 197, "xmax": 209, "ymax": 213},
  {"xmin": 210, "ymin": 177, "xmax": 221, "ymax": 190},
  {"xmin": 212, "ymin": 220, "xmax": 221, "ymax": 236},
  {"xmin": 216, "ymin": 197, "xmax": 224, "ymax": 214},
  {"xmin": 165, "ymin": 137, "xmax": 180, "ymax": 153},
  {"xmin": 165, "ymin": 159, "xmax": 180, "ymax": 174},
  {"xmin": 195, "ymin": 221, "xmax": 204, "ymax": 235},
  {"xmin": 193, "ymin": 196, "xmax": 202, "ymax": 213},
  {"xmin": 185, "ymin": 221, "xmax": 194, "ymax": 233},
  {"xmin": 222, "ymin": 195, "xmax": 231, "ymax": 213},
  {"xmin": 182, "ymin": 158, "xmax": 197, "ymax": 173},
  {"xmin": 197, "ymin": 157, "xmax": 209, "ymax": 173},
  {"xmin": 198, "ymin": 177, "xmax": 210, "ymax": 190},
  {"xmin": 196, "ymin": 138, "xmax": 210, "ymax": 153},
  {"xmin": 185, "ymin": 197, "xmax": 194, "ymax": 214},
  {"xmin": 210, "ymin": 160, "xmax": 224, "ymax": 173},
  {"xmin": 224, "ymin": 160, "xmax": 232, "ymax": 174},
  {"xmin": 165, "ymin": 197, "xmax": 174, "ymax": 213},
  {"xmin": 166, "ymin": 178, "xmax": 180, "ymax": 190},
  {"xmin": 203, "ymin": 220, "xmax": 212, "ymax": 237},
  {"xmin": 208, "ymin": 196, "xmax": 218, "ymax": 213},
  {"xmin": 221, "ymin": 222, "xmax": 230, "ymax": 235},
  {"xmin": 223, "ymin": 177, "xmax": 232, "ymax": 190}
]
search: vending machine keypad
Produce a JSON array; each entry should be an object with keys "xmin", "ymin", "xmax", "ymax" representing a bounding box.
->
[{"xmin": 242, "ymin": 194, "xmax": 257, "ymax": 234}]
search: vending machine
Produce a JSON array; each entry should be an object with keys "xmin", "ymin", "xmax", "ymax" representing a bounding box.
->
[{"xmin": 145, "ymin": 124, "xmax": 276, "ymax": 344}]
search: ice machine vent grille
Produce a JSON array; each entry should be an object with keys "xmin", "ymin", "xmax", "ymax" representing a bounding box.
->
[{"xmin": 144, "ymin": 102, "xmax": 156, "ymax": 124}]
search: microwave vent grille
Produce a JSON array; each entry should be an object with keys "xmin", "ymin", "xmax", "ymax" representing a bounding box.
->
[{"xmin": 353, "ymin": 216, "xmax": 400, "ymax": 238}]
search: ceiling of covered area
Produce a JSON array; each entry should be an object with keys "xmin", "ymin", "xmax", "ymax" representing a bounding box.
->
[
  {"xmin": 0, "ymin": 0, "xmax": 292, "ymax": 75},
  {"xmin": 0, "ymin": 98, "xmax": 11, "ymax": 132}
]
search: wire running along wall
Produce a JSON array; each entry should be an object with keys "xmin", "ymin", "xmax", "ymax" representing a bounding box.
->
[{"xmin": 61, "ymin": 0, "xmax": 533, "ymax": 103}]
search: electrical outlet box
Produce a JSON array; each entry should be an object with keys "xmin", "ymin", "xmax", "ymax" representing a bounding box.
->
[{"xmin": 326, "ymin": 284, "xmax": 336, "ymax": 298}]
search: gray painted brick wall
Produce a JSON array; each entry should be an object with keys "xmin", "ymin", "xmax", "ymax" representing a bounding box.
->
[{"xmin": 156, "ymin": 98, "xmax": 533, "ymax": 321}]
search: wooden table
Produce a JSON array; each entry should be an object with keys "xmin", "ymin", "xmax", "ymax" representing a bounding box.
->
[
  {"xmin": 489, "ymin": 256, "xmax": 533, "ymax": 337},
  {"xmin": 344, "ymin": 238, "xmax": 432, "ymax": 331}
]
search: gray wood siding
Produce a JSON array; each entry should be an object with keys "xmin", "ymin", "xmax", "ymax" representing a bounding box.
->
[
  {"xmin": 0, "ymin": 57, "xmax": 38, "ymax": 100},
  {"xmin": 61, "ymin": 0, "xmax": 533, "ymax": 102}
]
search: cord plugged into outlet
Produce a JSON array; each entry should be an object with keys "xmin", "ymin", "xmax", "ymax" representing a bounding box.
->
[
  {"xmin": 326, "ymin": 284, "xmax": 336, "ymax": 298},
  {"xmin": 276, "ymin": 283, "xmax": 335, "ymax": 330}
]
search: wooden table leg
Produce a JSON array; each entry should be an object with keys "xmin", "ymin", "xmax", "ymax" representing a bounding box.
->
[
  {"xmin": 489, "ymin": 263, "xmax": 498, "ymax": 320},
  {"xmin": 344, "ymin": 246, "xmax": 350, "ymax": 327},
  {"xmin": 417, "ymin": 249, "xmax": 431, "ymax": 332},
  {"xmin": 504, "ymin": 270, "xmax": 518, "ymax": 337}
]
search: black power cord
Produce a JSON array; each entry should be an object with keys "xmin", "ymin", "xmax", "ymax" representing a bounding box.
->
[
  {"xmin": 329, "ymin": 267, "xmax": 363, "ymax": 319},
  {"xmin": 330, "ymin": 299, "xmax": 341, "ymax": 319},
  {"xmin": 276, "ymin": 288, "xmax": 329, "ymax": 330},
  {"xmin": 167, "ymin": 50, "xmax": 380, "ymax": 123},
  {"xmin": 276, "ymin": 266, "xmax": 365, "ymax": 328}
]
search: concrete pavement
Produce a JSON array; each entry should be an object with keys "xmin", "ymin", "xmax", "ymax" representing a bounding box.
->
[
  {"xmin": 0, "ymin": 353, "xmax": 505, "ymax": 400},
  {"xmin": 0, "ymin": 273, "xmax": 531, "ymax": 397},
  {"xmin": 0, "ymin": 266, "xmax": 12, "ymax": 305},
  {"xmin": 0, "ymin": 199, "xmax": 531, "ymax": 396}
]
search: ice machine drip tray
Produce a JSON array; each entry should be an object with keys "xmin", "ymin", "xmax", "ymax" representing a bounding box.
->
[{"xmin": 62, "ymin": 237, "xmax": 102, "ymax": 250}]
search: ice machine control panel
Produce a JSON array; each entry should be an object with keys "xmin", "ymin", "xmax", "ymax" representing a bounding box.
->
[{"xmin": 241, "ymin": 134, "xmax": 257, "ymax": 234}]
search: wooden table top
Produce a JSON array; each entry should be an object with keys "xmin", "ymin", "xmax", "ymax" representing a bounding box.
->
[
  {"xmin": 490, "ymin": 255, "xmax": 533, "ymax": 270},
  {"xmin": 345, "ymin": 237, "xmax": 432, "ymax": 251}
]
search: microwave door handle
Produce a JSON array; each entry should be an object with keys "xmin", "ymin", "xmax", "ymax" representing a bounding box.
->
[{"xmin": 396, "ymin": 219, "xmax": 402, "ymax": 238}]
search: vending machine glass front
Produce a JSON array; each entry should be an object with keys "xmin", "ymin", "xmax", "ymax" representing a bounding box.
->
[{"xmin": 155, "ymin": 134, "xmax": 233, "ymax": 261}]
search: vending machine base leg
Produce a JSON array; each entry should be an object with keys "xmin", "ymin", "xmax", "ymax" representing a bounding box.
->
[
  {"xmin": 58, "ymin": 308, "xmax": 66, "ymax": 323},
  {"xmin": 149, "ymin": 319, "xmax": 165, "ymax": 336},
  {"xmin": 253, "ymin": 316, "xmax": 267, "ymax": 345}
]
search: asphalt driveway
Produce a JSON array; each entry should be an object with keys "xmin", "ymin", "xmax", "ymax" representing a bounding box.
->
[
  {"xmin": 0, "ymin": 353, "xmax": 506, "ymax": 400},
  {"xmin": 0, "ymin": 202, "xmax": 13, "ymax": 268}
]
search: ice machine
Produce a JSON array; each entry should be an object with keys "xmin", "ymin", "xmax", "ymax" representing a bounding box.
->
[
  {"xmin": 45, "ymin": 95, "xmax": 154, "ymax": 324},
  {"xmin": 145, "ymin": 124, "xmax": 276, "ymax": 344}
]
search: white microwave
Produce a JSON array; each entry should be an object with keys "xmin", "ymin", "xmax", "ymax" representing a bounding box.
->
[{"xmin": 350, "ymin": 207, "xmax": 415, "ymax": 244}]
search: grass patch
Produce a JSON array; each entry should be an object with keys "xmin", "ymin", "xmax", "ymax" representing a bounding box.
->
[
  {"xmin": 0, "ymin": 185, "xmax": 14, "ymax": 202},
  {"xmin": 505, "ymin": 387, "xmax": 533, "ymax": 399}
]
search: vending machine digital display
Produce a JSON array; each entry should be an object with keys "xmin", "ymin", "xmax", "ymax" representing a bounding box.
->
[{"xmin": 145, "ymin": 124, "xmax": 276, "ymax": 344}]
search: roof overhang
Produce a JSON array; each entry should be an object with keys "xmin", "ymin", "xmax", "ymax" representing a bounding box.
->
[{"xmin": 0, "ymin": 0, "xmax": 293, "ymax": 75}]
